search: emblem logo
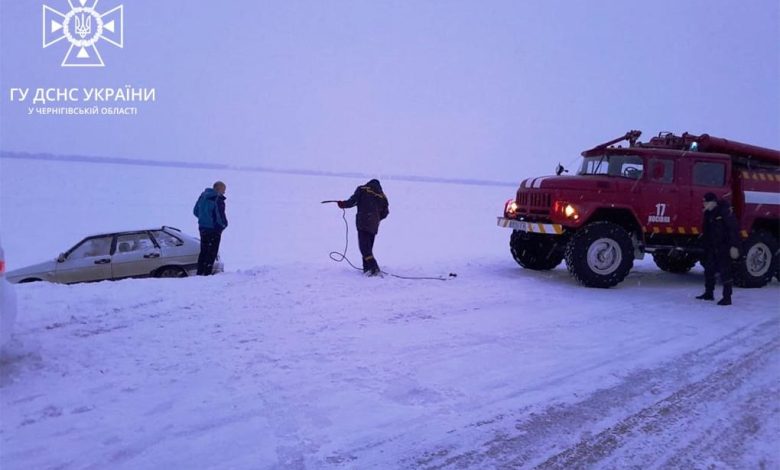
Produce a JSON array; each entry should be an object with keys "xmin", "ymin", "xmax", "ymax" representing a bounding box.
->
[{"xmin": 42, "ymin": 0, "xmax": 124, "ymax": 67}]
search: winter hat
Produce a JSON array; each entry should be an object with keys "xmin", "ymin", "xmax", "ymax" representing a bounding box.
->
[{"xmin": 703, "ymin": 192, "xmax": 718, "ymax": 202}]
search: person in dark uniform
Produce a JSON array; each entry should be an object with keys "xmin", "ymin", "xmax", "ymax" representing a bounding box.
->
[
  {"xmin": 193, "ymin": 181, "xmax": 228, "ymax": 275},
  {"xmin": 697, "ymin": 192, "xmax": 740, "ymax": 305},
  {"xmin": 338, "ymin": 179, "xmax": 389, "ymax": 276}
]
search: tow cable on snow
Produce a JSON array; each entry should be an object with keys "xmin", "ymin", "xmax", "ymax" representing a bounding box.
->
[{"xmin": 321, "ymin": 201, "xmax": 457, "ymax": 281}]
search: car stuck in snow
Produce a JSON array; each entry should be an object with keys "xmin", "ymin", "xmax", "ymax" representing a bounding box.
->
[{"xmin": 6, "ymin": 226, "xmax": 223, "ymax": 284}]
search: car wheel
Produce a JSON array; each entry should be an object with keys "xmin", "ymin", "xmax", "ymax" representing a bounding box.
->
[
  {"xmin": 652, "ymin": 250, "xmax": 698, "ymax": 273},
  {"xmin": 565, "ymin": 221, "xmax": 634, "ymax": 288},
  {"xmin": 509, "ymin": 230, "xmax": 564, "ymax": 270},
  {"xmin": 156, "ymin": 266, "xmax": 187, "ymax": 278},
  {"xmin": 733, "ymin": 230, "xmax": 778, "ymax": 288}
]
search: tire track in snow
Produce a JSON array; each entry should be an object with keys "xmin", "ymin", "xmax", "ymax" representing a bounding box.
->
[
  {"xmin": 414, "ymin": 318, "xmax": 779, "ymax": 469},
  {"xmin": 659, "ymin": 388, "xmax": 780, "ymax": 469},
  {"xmin": 535, "ymin": 333, "xmax": 779, "ymax": 469}
]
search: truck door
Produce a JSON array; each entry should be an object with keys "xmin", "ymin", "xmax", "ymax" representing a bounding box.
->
[
  {"xmin": 640, "ymin": 158, "xmax": 678, "ymax": 235},
  {"xmin": 681, "ymin": 158, "xmax": 731, "ymax": 233}
]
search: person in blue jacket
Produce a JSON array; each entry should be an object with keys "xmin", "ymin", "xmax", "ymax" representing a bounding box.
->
[{"xmin": 193, "ymin": 181, "xmax": 228, "ymax": 275}]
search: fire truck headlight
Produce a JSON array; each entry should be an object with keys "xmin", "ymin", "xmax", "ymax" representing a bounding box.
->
[
  {"xmin": 553, "ymin": 200, "xmax": 580, "ymax": 220},
  {"xmin": 564, "ymin": 204, "xmax": 580, "ymax": 220}
]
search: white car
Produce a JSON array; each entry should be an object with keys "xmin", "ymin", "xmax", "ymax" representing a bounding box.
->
[
  {"xmin": 0, "ymin": 238, "xmax": 18, "ymax": 348},
  {"xmin": 6, "ymin": 226, "xmax": 223, "ymax": 284}
]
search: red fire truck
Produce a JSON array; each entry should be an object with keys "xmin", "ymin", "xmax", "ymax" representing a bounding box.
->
[{"xmin": 497, "ymin": 131, "xmax": 780, "ymax": 288}]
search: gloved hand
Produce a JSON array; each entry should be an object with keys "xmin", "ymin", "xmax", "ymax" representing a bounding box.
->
[
  {"xmin": 730, "ymin": 246, "xmax": 739, "ymax": 260},
  {"xmin": 337, "ymin": 201, "xmax": 346, "ymax": 209}
]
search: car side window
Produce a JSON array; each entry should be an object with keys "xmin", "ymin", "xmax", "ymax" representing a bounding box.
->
[
  {"xmin": 115, "ymin": 233, "xmax": 155, "ymax": 254},
  {"xmin": 152, "ymin": 230, "xmax": 183, "ymax": 247},
  {"xmin": 693, "ymin": 162, "xmax": 726, "ymax": 187},
  {"xmin": 69, "ymin": 236, "xmax": 113, "ymax": 259},
  {"xmin": 649, "ymin": 159, "xmax": 674, "ymax": 183}
]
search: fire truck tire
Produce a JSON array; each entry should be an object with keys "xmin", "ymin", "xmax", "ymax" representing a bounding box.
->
[
  {"xmin": 565, "ymin": 221, "xmax": 634, "ymax": 288},
  {"xmin": 652, "ymin": 251, "xmax": 698, "ymax": 273},
  {"xmin": 509, "ymin": 230, "xmax": 564, "ymax": 270},
  {"xmin": 733, "ymin": 230, "xmax": 778, "ymax": 288}
]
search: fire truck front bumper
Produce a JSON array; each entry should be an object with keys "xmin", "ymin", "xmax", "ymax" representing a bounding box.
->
[{"xmin": 496, "ymin": 217, "xmax": 564, "ymax": 235}]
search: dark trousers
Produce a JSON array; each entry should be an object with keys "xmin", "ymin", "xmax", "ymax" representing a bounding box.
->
[
  {"xmin": 197, "ymin": 228, "xmax": 222, "ymax": 275},
  {"xmin": 358, "ymin": 230, "xmax": 379, "ymax": 273},
  {"xmin": 703, "ymin": 250, "xmax": 733, "ymax": 300}
]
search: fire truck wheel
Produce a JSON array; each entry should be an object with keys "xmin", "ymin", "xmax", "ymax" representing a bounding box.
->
[
  {"xmin": 565, "ymin": 221, "xmax": 634, "ymax": 288},
  {"xmin": 733, "ymin": 230, "xmax": 778, "ymax": 288},
  {"xmin": 509, "ymin": 230, "xmax": 564, "ymax": 270},
  {"xmin": 652, "ymin": 251, "xmax": 698, "ymax": 273}
]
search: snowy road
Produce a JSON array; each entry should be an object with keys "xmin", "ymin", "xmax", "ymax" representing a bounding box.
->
[
  {"xmin": 2, "ymin": 260, "xmax": 778, "ymax": 469},
  {"xmin": 1, "ymin": 158, "xmax": 779, "ymax": 468}
]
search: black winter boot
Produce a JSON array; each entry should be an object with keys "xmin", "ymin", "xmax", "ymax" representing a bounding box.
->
[
  {"xmin": 696, "ymin": 292, "xmax": 714, "ymax": 301},
  {"xmin": 717, "ymin": 297, "xmax": 732, "ymax": 306}
]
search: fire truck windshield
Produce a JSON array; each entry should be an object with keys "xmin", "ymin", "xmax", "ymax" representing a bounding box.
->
[{"xmin": 578, "ymin": 154, "xmax": 644, "ymax": 179}]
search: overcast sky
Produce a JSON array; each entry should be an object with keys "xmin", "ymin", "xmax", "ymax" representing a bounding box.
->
[{"xmin": 1, "ymin": 0, "xmax": 778, "ymax": 181}]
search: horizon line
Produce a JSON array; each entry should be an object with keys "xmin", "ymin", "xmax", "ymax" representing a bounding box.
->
[{"xmin": 0, "ymin": 151, "xmax": 519, "ymax": 188}]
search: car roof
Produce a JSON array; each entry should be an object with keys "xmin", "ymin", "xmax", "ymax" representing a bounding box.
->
[{"xmin": 79, "ymin": 226, "xmax": 193, "ymax": 239}]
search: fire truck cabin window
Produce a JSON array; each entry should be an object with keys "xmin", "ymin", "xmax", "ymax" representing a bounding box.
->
[{"xmin": 693, "ymin": 162, "xmax": 726, "ymax": 187}]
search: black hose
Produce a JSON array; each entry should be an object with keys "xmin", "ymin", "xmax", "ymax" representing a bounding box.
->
[
  {"xmin": 328, "ymin": 208, "xmax": 364, "ymax": 271},
  {"xmin": 328, "ymin": 208, "xmax": 456, "ymax": 281}
]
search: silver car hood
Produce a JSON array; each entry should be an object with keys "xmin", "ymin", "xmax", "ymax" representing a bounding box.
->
[{"xmin": 6, "ymin": 260, "xmax": 57, "ymax": 283}]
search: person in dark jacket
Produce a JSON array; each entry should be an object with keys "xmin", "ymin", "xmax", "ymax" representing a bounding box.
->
[
  {"xmin": 697, "ymin": 192, "xmax": 740, "ymax": 305},
  {"xmin": 193, "ymin": 181, "xmax": 228, "ymax": 275},
  {"xmin": 338, "ymin": 179, "xmax": 389, "ymax": 276}
]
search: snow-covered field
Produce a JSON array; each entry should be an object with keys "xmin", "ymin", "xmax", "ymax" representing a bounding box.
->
[{"xmin": 1, "ymin": 157, "xmax": 779, "ymax": 469}]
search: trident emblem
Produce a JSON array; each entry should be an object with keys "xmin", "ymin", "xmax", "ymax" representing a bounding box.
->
[{"xmin": 74, "ymin": 13, "xmax": 92, "ymax": 39}]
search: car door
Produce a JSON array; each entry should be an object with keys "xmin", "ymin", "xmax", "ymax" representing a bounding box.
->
[
  {"xmin": 54, "ymin": 235, "xmax": 114, "ymax": 283},
  {"xmin": 640, "ymin": 158, "xmax": 679, "ymax": 235},
  {"xmin": 111, "ymin": 232, "xmax": 163, "ymax": 279},
  {"xmin": 681, "ymin": 158, "xmax": 732, "ymax": 233},
  {"xmin": 151, "ymin": 230, "xmax": 193, "ymax": 265}
]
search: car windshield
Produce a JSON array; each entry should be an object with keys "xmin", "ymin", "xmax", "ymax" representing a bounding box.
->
[{"xmin": 578, "ymin": 154, "xmax": 644, "ymax": 179}]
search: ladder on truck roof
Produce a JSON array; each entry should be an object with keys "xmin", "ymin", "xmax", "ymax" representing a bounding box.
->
[{"xmin": 589, "ymin": 130, "xmax": 780, "ymax": 168}]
